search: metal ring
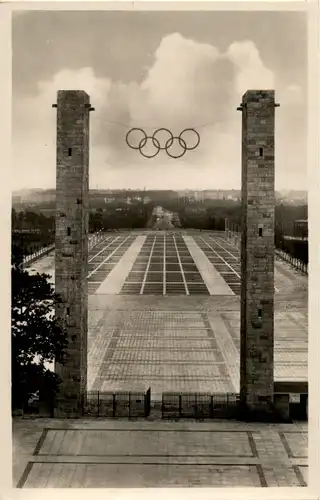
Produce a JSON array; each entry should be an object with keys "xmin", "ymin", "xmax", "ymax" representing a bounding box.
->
[
  {"xmin": 152, "ymin": 128, "xmax": 174, "ymax": 150},
  {"xmin": 179, "ymin": 128, "xmax": 200, "ymax": 150},
  {"xmin": 126, "ymin": 128, "xmax": 147, "ymax": 150},
  {"xmin": 165, "ymin": 136, "xmax": 187, "ymax": 159},
  {"xmin": 139, "ymin": 136, "xmax": 161, "ymax": 158}
]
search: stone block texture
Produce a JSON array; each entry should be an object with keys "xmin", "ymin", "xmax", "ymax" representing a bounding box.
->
[
  {"xmin": 240, "ymin": 90, "xmax": 276, "ymax": 412},
  {"xmin": 54, "ymin": 90, "xmax": 91, "ymax": 417}
]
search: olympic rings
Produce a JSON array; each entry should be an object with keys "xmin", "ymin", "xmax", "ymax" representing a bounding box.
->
[{"xmin": 125, "ymin": 127, "xmax": 200, "ymax": 159}]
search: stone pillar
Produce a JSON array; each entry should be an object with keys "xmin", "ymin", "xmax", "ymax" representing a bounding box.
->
[
  {"xmin": 239, "ymin": 90, "xmax": 279, "ymax": 417},
  {"xmin": 53, "ymin": 90, "xmax": 94, "ymax": 417}
]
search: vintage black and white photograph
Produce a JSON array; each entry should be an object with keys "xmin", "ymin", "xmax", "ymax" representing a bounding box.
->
[{"xmin": 11, "ymin": 6, "xmax": 309, "ymax": 489}]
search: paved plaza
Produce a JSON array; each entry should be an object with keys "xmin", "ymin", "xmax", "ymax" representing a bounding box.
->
[
  {"xmin": 18, "ymin": 230, "xmax": 308, "ymax": 488},
  {"xmin": 29, "ymin": 230, "xmax": 308, "ymax": 394}
]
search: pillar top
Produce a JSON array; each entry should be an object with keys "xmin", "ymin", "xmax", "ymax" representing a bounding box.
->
[
  {"xmin": 242, "ymin": 90, "xmax": 275, "ymax": 103},
  {"xmin": 57, "ymin": 90, "xmax": 90, "ymax": 103}
]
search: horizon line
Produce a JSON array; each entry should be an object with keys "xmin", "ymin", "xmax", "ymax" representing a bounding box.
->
[{"xmin": 12, "ymin": 187, "xmax": 307, "ymax": 193}]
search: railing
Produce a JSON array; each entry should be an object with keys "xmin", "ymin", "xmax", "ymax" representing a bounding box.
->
[
  {"xmin": 275, "ymin": 249, "xmax": 308, "ymax": 276},
  {"xmin": 161, "ymin": 392, "xmax": 239, "ymax": 419},
  {"xmin": 83, "ymin": 389, "xmax": 151, "ymax": 418},
  {"xmin": 17, "ymin": 388, "xmax": 307, "ymax": 421},
  {"xmin": 224, "ymin": 229, "xmax": 241, "ymax": 249},
  {"xmin": 22, "ymin": 244, "xmax": 55, "ymax": 267},
  {"xmin": 88, "ymin": 231, "xmax": 105, "ymax": 250},
  {"xmin": 223, "ymin": 229, "xmax": 308, "ymax": 277},
  {"xmin": 22, "ymin": 231, "xmax": 105, "ymax": 267},
  {"xmin": 83, "ymin": 390, "xmax": 238, "ymax": 419}
]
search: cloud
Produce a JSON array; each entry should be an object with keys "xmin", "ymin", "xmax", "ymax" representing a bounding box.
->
[
  {"xmin": 12, "ymin": 33, "xmax": 306, "ymax": 190},
  {"xmin": 227, "ymin": 40, "xmax": 275, "ymax": 92}
]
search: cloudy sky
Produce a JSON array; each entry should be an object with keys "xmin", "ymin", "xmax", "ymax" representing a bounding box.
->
[{"xmin": 12, "ymin": 10, "xmax": 307, "ymax": 191}]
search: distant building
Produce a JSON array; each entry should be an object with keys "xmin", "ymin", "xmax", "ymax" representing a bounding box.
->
[
  {"xmin": 15, "ymin": 190, "xmax": 56, "ymax": 204},
  {"xmin": 294, "ymin": 219, "xmax": 308, "ymax": 239}
]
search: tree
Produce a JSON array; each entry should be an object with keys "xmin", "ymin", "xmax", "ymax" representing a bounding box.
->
[{"xmin": 11, "ymin": 258, "xmax": 68, "ymax": 412}]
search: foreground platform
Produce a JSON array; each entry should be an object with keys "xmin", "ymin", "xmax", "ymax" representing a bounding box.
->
[{"xmin": 13, "ymin": 418, "xmax": 307, "ymax": 488}]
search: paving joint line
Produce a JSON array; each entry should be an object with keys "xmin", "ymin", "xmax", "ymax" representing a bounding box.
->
[
  {"xmin": 173, "ymin": 234, "xmax": 189, "ymax": 295},
  {"xmin": 140, "ymin": 236, "xmax": 157, "ymax": 294}
]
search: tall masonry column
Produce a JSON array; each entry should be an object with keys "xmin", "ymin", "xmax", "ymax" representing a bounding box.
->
[
  {"xmin": 238, "ymin": 90, "xmax": 279, "ymax": 417},
  {"xmin": 53, "ymin": 90, "xmax": 94, "ymax": 417}
]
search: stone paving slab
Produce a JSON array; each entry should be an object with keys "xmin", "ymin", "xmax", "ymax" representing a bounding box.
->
[
  {"xmin": 216, "ymin": 311, "xmax": 308, "ymax": 386},
  {"xmin": 36, "ymin": 429, "xmax": 255, "ymax": 456},
  {"xmin": 13, "ymin": 419, "xmax": 308, "ymax": 489},
  {"xmin": 23, "ymin": 462, "xmax": 266, "ymax": 488}
]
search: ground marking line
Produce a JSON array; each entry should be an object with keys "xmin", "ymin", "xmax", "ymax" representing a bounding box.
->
[
  {"xmin": 173, "ymin": 235, "xmax": 189, "ymax": 295},
  {"xmin": 87, "ymin": 236, "xmax": 132, "ymax": 279},
  {"xmin": 140, "ymin": 236, "xmax": 157, "ymax": 294},
  {"xmin": 213, "ymin": 237, "xmax": 239, "ymax": 261},
  {"xmin": 88, "ymin": 236, "xmax": 114, "ymax": 263},
  {"xmin": 199, "ymin": 236, "xmax": 241, "ymax": 279}
]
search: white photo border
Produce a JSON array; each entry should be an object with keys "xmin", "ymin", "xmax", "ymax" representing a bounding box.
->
[{"xmin": 1, "ymin": 1, "xmax": 319, "ymax": 499}]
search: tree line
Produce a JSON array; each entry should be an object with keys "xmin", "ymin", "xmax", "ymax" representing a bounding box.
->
[
  {"xmin": 12, "ymin": 201, "xmax": 308, "ymax": 263},
  {"xmin": 89, "ymin": 204, "xmax": 154, "ymax": 232}
]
